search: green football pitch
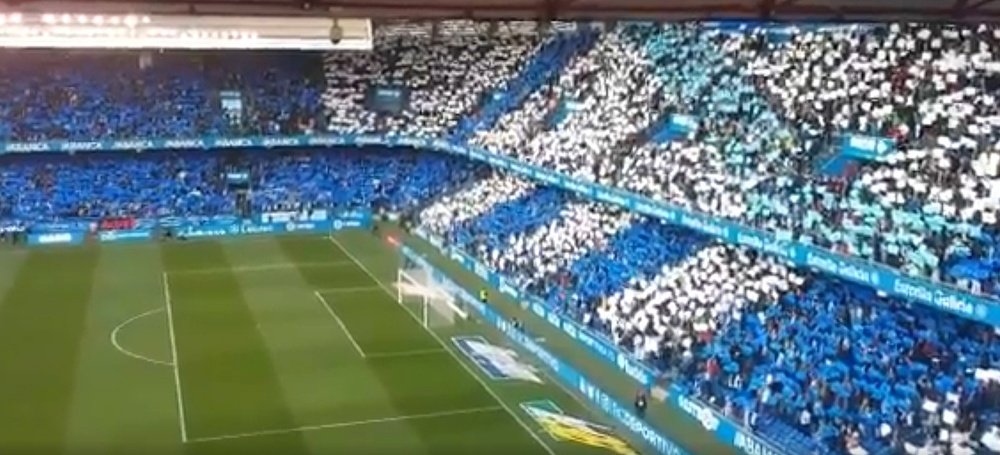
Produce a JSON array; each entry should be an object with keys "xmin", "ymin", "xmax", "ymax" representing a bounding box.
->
[{"xmin": 0, "ymin": 229, "xmax": 661, "ymax": 455}]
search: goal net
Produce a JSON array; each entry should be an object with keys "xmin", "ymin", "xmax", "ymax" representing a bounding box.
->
[{"xmin": 396, "ymin": 257, "xmax": 468, "ymax": 329}]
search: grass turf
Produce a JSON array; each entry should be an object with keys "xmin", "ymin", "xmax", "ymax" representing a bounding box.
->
[{"xmin": 0, "ymin": 231, "xmax": 656, "ymax": 455}]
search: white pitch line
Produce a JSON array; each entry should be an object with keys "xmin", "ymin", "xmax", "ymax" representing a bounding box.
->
[
  {"xmin": 365, "ymin": 348, "xmax": 448, "ymax": 359},
  {"xmin": 313, "ymin": 285, "xmax": 384, "ymax": 295},
  {"xmin": 326, "ymin": 234, "xmax": 558, "ymax": 455},
  {"xmin": 313, "ymin": 290, "xmax": 367, "ymax": 358},
  {"xmin": 188, "ymin": 405, "xmax": 503, "ymax": 444},
  {"xmin": 162, "ymin": 272, "xmax": 190, "ymax": 443},
  {"xmin": 110, "ymin": 308, "xmax": 174, "ymax": 367},
  {"xmin": 167, "ymin": 260, "xmax": 354, "ymax": 276}
]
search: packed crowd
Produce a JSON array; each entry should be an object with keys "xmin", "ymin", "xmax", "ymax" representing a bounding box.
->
[
  {"xmin": 0, "ymin": 147, "xmax": 477, "ymax": 225},
  {"xmin": 323, "ymin": 21, "xmax": 544, "ymax": 138},
  {"xmin": 2, "ymin": 18, "xmax": 1000, "ymax": 455},
  {"xmin": 3, "ymin": 23, "xmax": 999, "ymax": 297},
  {"xmin": 0, "ymin": 51, "xmax": 325, "ymax": 141},
  {"xmin": 472, "ymin": 25, "xmax": 667, "ymax": 185},
  {"xmin": 468, "ymin": 22, "xmax": 1000, "ymax": 297},
  {"xmin": 417, "ymin": 177, "xmax": 1000, "ymax": 455},
  {"xmin": 743, "ymin": 24, "xmax": 1000, "ymax": 295},
  {"xmin": 683, "ymin": 275, "xmax": 1000, "ymax": 455}
]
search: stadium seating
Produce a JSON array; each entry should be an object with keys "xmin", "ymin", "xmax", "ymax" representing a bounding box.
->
[
  {"xmin": 418, "ymin": 173, "xmax": 1000, "ymax": 455},
  {"xmin": 0, "ymin": 147, "xmax": 478, "ymax": 224},
  {"xmin": 681, "ymin": 275, "xmax": 1000, "ymax": 455},
  {"xmin": 2, "ymin": 23, "xmax": 998, "ymax": 299},
  {"xmin": 471, "ymin": 24, "xmax": 669, "ymax": 185},
  {"xmin": 471, "ymin": 22, "xmax": 1000, "ymax": 298},
  {"xmin": 0, "ymin": 51, "xmax": 325, "ymax": 141},
  {"xmin": 449, "ymin": 26, "xmax": 599, "ymax": 142},
  {"xmin": 2, "ymin": 18, "xmax": 1000, "ymax": 455},
  {"xmin": 728, "ymin": 23, "xmax": 1000, "ymax": 297},
  {"xmin": 322, "ymin": 21, "xmax": 545, "ymax": 138}
]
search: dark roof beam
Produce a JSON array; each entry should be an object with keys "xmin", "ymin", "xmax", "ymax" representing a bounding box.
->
[
  {"xmin": 967, "ymin": 0, "xmax": 999, "ymax": 10},
  {"xmin": 759, "ymin": 0, "xmax": 776, "ymax": 18}
]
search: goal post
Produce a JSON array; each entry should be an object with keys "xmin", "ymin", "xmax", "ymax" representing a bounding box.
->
[{"xmin": 396, "ymin": 261, "xmax": 468, "ymax": 329}]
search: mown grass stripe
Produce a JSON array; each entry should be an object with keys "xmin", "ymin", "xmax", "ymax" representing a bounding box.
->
[
  {"xmin": 159, "ymin": 241, "xmax": 312, "ymax": 455},
  {"xmin": 0, "ymin": 246, "xmax": 101, "ymax": 453}
]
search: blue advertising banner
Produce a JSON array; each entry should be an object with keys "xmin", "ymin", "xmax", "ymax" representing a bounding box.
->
[
  {"xmin": 26, "ymin": 213, "xmax": 373, "ymax": 246},
  {"xmin": 841, "ymin": 134, "xmax": 895, "ymax": 160},
  {"xmin": 30, "ymin": 221, "xmax": 93, "ymax": 233},
  {"xmin": 410, "ymin": 229, "xmax": 787, "ymax": 455},
  {"xmin": 5, "ymin": 132, "xmax": 996, "ymax": 327},
  {"xmin": 98, "ymin": 229, "xmax": 153, "ymax": 243},
  {"xmin": 174, "ymin": 216, "xmax": 371, "ymax": 240},
  {"xmin": 27, "ymin": 231, "xmax": 86, "ymax": 246},
  {"xmin": 399, "ymin": 244, "xmax": 689, "ymax": 455},
  {"xmin": 670, "ymin": 386, "xmax": 783, "ymax": 455},
  {"xmin": 224, "ymin": 171, "xmax": 250, "ymax": 184},
  {"xmin": 670, "ymin": 114, "xmax": 698, "ymax": 135},
  {"xmin": 367, "ymin": 85, "xmax": 410, "ymax": 114},
  {"xmin": 0, "ymin": 224, "xmax": 26, "ymax": 234}
]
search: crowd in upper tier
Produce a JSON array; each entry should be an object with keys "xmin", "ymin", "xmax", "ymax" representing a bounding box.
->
[
  {"xmin": 467, "ymin": 22, "xmax": 1000, "ymax": 299},
  {"xmin": 0, "ymin": 51, "xmax": 326, "ymax": 141},
  {"xmin": 2, "ymin": 18, "xmax": 1000, "ymax": 455},
  {"xmin": 323, "ymin": 21, "xmax": 543, "ymax": 138}
]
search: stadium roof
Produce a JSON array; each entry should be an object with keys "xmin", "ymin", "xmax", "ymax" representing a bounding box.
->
[{"xmin": 17, "ymin": 0, "xmax": 1000, "ymax": 21}]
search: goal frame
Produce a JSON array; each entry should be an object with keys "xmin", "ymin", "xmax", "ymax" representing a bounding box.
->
[{"xmin": 396, "ymin": 268, "xmax": 468, "ymax": 328}]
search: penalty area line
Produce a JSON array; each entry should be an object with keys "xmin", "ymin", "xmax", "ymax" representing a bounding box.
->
[
  {"xmin": 313, "ymin": 285, "xmax": 384, "ymax": 295},
  {"xmin": 187, "ymin": 405, "xmax": 504, "ymax": 444},
  {"xmin": 313, "ymin": 290, "xmax": 367, "ymax": 358},
  {"xmin": 365, "ymin": 348, "xmax": 448, "ymax": 359},
  {"xmin": 167, "ymin": 260, "xmax": 355, "ymax": 276}
]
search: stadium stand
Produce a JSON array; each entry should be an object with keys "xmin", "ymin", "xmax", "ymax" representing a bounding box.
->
[
  {"xmin": 418, "ymin": 172, "xmax": 1000, "ymax": 455},
  {"xmin": 0, "ymin": 147, "xmax": 478, "ymax": 225},
  {"xmin": 322, "ymin": 21, "xmax": 545, "ymax": 138},
  {"xmin": 447, "ymin": 22, "xmax": 1000, "ymax": 455},
  {"xmin": 0, "ymin": 51, "xmax": 326, "ymax": 141},
  {"xmin": 1, "ymin": 18, "xmax": 999, "ymax": 455},
  {"xmin": 471, "ymin": 24, "xmax": 669, "ymax": 185},
  {"xmin": 679, "ymin": 275, "xmax": 1000, "ymax": 455},
  {"xmin": 472, "ymin": 22, "xmax": 1000, "ymax": 299},
  {"xmin": 739, "ymin": 23, "xmax": 1000, "ymax": 298}
]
